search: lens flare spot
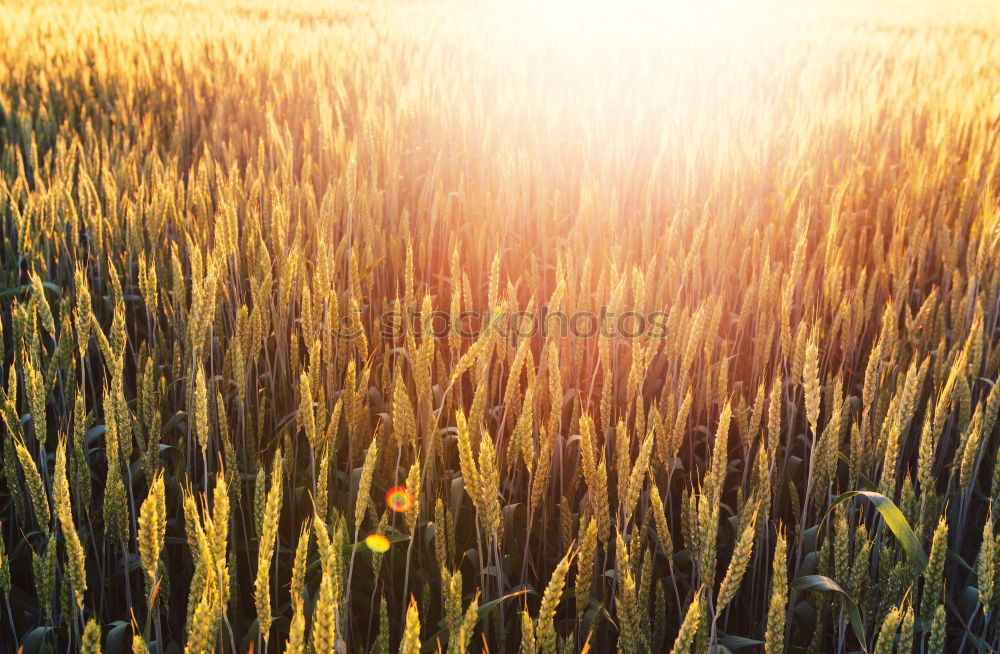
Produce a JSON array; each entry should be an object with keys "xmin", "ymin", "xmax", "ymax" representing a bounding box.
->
[
  {"xmin": 364, "ymin": 533, "xmax": 390, "ymax": 553},
  {"xmin": 386, "ymin": 486, "xmax": 415, "ymax": 513}
]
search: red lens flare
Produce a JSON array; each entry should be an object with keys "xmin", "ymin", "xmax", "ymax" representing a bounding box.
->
[{"xmin": 386, "ymin": 486, "xmax": 415, "ymax": 513}]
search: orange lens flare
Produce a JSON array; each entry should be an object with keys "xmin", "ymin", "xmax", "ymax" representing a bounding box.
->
[
  {"xmin": 364, "ymin": 533, "xmax": 390, "ymax": 553},
  {"xmin": 386, "ymin": 486, "xmax": 415, "ymax": 513}
]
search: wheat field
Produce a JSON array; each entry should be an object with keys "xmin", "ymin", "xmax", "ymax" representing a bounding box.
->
[{"xmin": 1, "ymin": 0, "xmax": 999, "ymax": 652}]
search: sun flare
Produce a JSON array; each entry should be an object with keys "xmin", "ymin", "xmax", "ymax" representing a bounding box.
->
[{"xmin": 0, "ymin": 0, "xmax": 999, "ymax": 652}]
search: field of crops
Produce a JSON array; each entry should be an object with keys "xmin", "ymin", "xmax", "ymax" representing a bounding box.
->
[{"xmin": 1, "ymin": 0, "xmax": 1000, "ymax": 652}]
